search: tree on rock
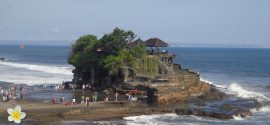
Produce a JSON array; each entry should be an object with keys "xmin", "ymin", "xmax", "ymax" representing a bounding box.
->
[{"xmin": 68, "ymin": 28, "xmax": 145, "ymax": 88}]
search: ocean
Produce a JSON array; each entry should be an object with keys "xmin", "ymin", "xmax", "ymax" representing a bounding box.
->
[
  {"xmin": 0, "ymin": 45, "xmax": 270, "ymax": 124},
  {"xmin": 0, "ymin": 45, "xmax": 73, "ymax": 84}
]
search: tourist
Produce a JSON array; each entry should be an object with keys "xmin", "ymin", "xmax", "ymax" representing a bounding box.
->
[
  {"xmin": 88, "ymin": 84, "xmax": 91, "ymax": 90},
  {"xmin": 20, "ymin": 85, "xmax": 23, "ymax": 99},
  {"xmin": 8, "ymin": 92, "xmax": 12, "ymax": 101},
  {"xmin": 52, "ymin": 96, "xmax": 57, "ymax": 104},
  {"xmin": 0, "ymin": 88, "xmax": 3, "ymax": 95},
  {"xmin": 72, "ymin": 98, "xmax": 76, "ymax": 105},
  {"xmin": 95, "ymin": 94, "xmax": 98, "ymax": 102},
  {"xmin": 93, "ymin": 92, "xmax": 98, "ymax": 102},
  {"xmin": 64, "ymin": 99, "xmax": 71, "ymax": 106},
  {"xmin": 104, "ymin": 91, "xmax": 109, "ymax": 102},
  {"xmin": 85, "ymin": 96, "xmax": 90, "ymax": 107},
  {"xmin": 92, "ymin": 93, "xmax": 95, "ymax": 102},
  {"xmin": 132, "ymin": 88, "xmax": 138, "ymax": 95},
  {"xmin": 20, "ymin": 92, "xmax": 23, "ymax": 99},
  {"xmin": 127, "ymin": 93, "xmax": 132, "ymax": 102},
  {"xmin": 72, "ymin": 85, "xmax": 75, "ymax": 91},
  {"xmin": 6, "ymin": 91, "xmax": 9, "ymax": 101},
  {"xmin": 60, "ymin": 96, "xmax": 64, "ymax": 103},
  {"xmin": 82, "ymin": 84, "xmax": 85, "ymax": 91},
  {"xmin": 115, "ymin": 92, "xmax": 119, "ymax": 101},
  {"xmin": 81, "ymin": 96, "xmax": 85, "ymax": 104},
  {"xmin": 2, "ymin": 91, "xmax": 6, "ymax": 102},
  {"xmin": 12, "ymin": 93, "xmax": 16, "ymax": 101}
]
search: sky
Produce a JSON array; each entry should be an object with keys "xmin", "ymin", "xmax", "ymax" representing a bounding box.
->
[{"xmin": 0, "ymin": 0, "xmax": 270, "ymax": 47}]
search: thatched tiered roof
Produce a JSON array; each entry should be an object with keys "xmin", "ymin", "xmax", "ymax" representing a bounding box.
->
[
  {"xmin": 145, "ymin": 38, "xmax": 168, "ymax": 47},
  {"xmin": 128, "ymin": 37, "xmax": 168, "ymax": 48},
  {"xmin": 127, "ymin": 38, "xmax": 145, "ymax": 48}
]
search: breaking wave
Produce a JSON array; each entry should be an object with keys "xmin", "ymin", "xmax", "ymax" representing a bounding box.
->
[
  {"xmin": 228, "ymin": 83, "xmax": 270, "ymax": 103},
  {"xmin": 124, "ymin": 113, "xmax": 179, "ymax": 125},
  {"xmin": 232, "ymin": 115, "xmax": 244, "ymax": 120},
  {"xmin": 0, "ymin": 61, "xmax": 73, "ymax": 75},
  {"xmin": 200, "ymin": 78, "xmax": 227, "ymax": 89},
  {"xmin": 201, "ymin": 78, "xmax": 270, "ymax": 113}
]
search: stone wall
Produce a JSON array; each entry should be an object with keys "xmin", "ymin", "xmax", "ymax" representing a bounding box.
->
[{"xmin": 148, "ymin": 67, "xmax": 210, "ymax": 104}]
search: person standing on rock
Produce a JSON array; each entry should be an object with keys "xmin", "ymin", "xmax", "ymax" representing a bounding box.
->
[
  {"xmin": 93, "ymin": 92, "xmax": 98, "ymax": 102},
  {"xmin": 60, "ymin": 96, "xmax": 64, "ymax": 103},
  {"xmin": 81, "ymin": 96, "xmax": 85, "ymax": 105},
  {"xmin": 82, "ymin": 84, "xmax": 85, "ymax": 94},
  {"xmin": 127, "ymin": 93, "xmax": 132, "ymax": 102},
  {"xmin": 72, "ymin": 98, "xmax": 76, "ymax": 105},
  {"xmin": 104, "ymin": 91, "xmax": 109, "ymax": 102},
  {"xmin": 115, "ymin": 92, "xmax": 119, "ymax": 101},
  {"xmin": 85, "ymin": 96, "xmax": 90, "ymax": 107}
]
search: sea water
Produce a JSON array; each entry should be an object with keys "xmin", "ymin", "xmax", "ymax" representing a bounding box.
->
[
  {"xmin": 0, "ymin": 45, "xmax": 73, "ymax": 84},
  {"xmin": 1, "ymin": 45, "xmax": 270, "ymax": 124}
]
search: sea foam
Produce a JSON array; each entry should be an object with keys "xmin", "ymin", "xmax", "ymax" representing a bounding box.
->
[
  {"xmin": 0, "ymin": 61, "xmax": 73, "ymax": 75},
  {"xmin": 232, "ymin": 115, "xmax": 244, "ymax": 120},
  {"xmin": 228, "ymin": 83, "xmax": 269, "ymax": 102},
  {"xmin": 124, "ymin": 113, "xmax": 179, "ymax": 125},
  {"xmin": 201, "ymin": 78, "xmax": 270, "ymax": 114}
]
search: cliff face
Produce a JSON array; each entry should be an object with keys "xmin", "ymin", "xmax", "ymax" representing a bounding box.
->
[
  {"xmin": 149, "ymin": 66, "xmax": 210, "ymax": 103},
  {"xmin": 127, "ymin": 55, "xmax": 211, "ymax": 104}
]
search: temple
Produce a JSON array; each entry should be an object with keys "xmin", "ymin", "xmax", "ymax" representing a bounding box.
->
[
  {"xmin": 126, "ymin": 37, "xmax": 204, "ymax": 103},
  {"xmin": 127, "ymin": 38, "xmax": 177, "ymax": 82}
]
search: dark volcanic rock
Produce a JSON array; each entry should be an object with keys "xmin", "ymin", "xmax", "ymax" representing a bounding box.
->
[
  {"xmin": 175, "ymin": 108, "xmax": 234, "ymax": 119},
  {"xmin": 175, "ymin": 98, "xmax": 262, "ymax": 120},
  {"xmin": 198, "ymin": 86, "xmax": 231, "ymax": 100}
]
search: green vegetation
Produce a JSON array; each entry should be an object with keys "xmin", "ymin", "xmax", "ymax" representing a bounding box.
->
[
  {"xmin": 136, "ymin": 56, "xmax": 159, "ymax": 75},
  {"xmin": 68, "ymin": 28, "xmax": 147, "ymax": 88}
]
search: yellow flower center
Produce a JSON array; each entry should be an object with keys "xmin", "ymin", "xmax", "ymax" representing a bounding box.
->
[{"xmin": 12, "ymin": 111, "xmax": 21, "ymax": 121}]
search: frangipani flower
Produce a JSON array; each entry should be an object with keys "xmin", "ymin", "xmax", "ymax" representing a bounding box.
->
[{"xmin": 7, "ymin": 105, "xmax": 26, "ymax": 124}]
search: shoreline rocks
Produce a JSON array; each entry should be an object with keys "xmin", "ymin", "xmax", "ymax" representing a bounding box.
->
[{"xmin": 175, "ymin": 98, "xmax": 262, "ymax": 119}]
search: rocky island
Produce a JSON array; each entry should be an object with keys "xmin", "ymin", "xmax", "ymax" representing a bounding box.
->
[{"xmin": 66, "ymin": 28, "xmax": 262, "ymax": 120}]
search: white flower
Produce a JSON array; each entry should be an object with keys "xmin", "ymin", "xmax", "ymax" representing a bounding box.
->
[{"xmin": 7, "ymin": 105, "xmax": 26, "ymax": 124}]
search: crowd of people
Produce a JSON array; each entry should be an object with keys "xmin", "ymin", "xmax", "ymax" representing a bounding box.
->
[
  {"xmin": 51, "ymin": 87, "xmax": 139, "ymax": 107},
  {"xmin": 0, "ymin": 85, "xmax": 26, "ymax": 102},
  {"xmin": 1, "ymin": 83, "xmax": 140, "ymax": 108}
]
